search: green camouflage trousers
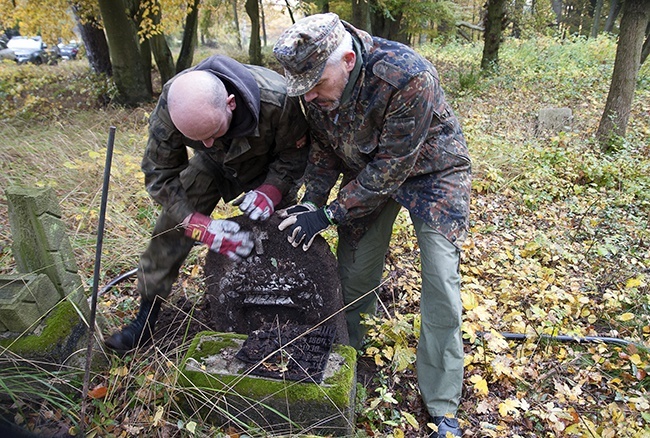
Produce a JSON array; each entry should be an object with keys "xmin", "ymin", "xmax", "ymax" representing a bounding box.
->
[{"xmin": 337, "ymin": 199, "xmax": 464, "ymax": 417}]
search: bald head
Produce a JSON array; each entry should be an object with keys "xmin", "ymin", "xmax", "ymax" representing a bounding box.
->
[{"xmin": 168, "ymin": 70, "xmax": 236, "ymax": 147}]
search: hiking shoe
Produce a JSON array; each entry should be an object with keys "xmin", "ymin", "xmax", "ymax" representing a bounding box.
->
[{"xmin": 429, "ymin": 416, "xmax": 462, "ymax": 437}]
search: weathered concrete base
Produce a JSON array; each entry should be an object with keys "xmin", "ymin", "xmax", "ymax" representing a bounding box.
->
[
  {"xmin": 0, "ymin": 289, "xmax": 108, "ymax": 371},
  {"xmin": 179, "ymin": 332, "xmax": 357, "ymax": 437}
]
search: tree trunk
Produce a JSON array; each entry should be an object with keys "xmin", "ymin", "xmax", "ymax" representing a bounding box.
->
[
  {"xmin": 590, "ymin": 0, "xmax": 604, "ymax": 38},
  {"xmin": 71, "ymin": 3, "xmax": 112, "ymax": 76},
  {"xmin": 596, "ymin": 0, "xmax": 649, "ymax": 150},
  {"xmin": 151, "ymin": 34, "xmax": 175, "ymax": 86},
  {"xmin": 97, "ymin": 0, "xmax": 151, "ymax": 105},
  {"xmin": 319, "ymin": 0, "xmax": 330, "ymax": 13},
  {"xmin": 259, "ymin": 0, "xmax": 267, "ymax": 47},
  {"xmin": 551, "ymin": 0, "xmax": 563, "ymax": 26},
  {"xmin": 642, "ymin": 22, "xmax": 650, "ymax": 65},
  {"xmin": 604, "ymin": 0, "xmax": 622, "ymax": 33},
  {"xmin": 150, "ymin": 0, "xmax": 175, "ymax": 86},
  {"xmin": 139, "ymin": 38, "xmax": 153, "ymax": 96},
  {"xmin": 352, "ymin": 0, "xmax": 371, "ymax": 33},
  {"xmin": 369, "ymin": 0, "xmax": 408, "ymax": 44},
  {"xmin": 481, "ymin": 0, "xmax": 506, "ymax": 71},
  {"xmin": 246, "ymin": 0, "xmax": 262, "ymax": 65},
  {"xmin": 232, "ymin": 0, "xmax": 242, "ymax": 50},
  {"xmin": 176, "ymin": 0, "xmax": 200, "ymax": 73}
]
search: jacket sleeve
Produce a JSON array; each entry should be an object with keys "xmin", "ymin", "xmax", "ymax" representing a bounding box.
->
[
  {"xmin": 301, "ymin": 132, "xmax": 343, "ymax": 207},
  {"xmin": 261, "ymin": 95, "xmax": 310, "ymax": 195},
  {"xmin": 141, "ymin": 96, "xmax": 195, "ymax": 223},
  {"xmin": 329, "ymin": 72, "xmax": 436, "ymax": 221}
]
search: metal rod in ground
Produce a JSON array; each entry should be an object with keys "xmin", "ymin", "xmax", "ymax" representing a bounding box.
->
[{"xmin": 80, "ymin": 126, "xmax": 116, "ymax": 434}]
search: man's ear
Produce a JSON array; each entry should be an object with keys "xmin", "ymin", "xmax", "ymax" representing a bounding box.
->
[
  {"xmin": 343, "ymin": 51, "xmax": 356, "ymax": 72},
  {"xmin": 226, "ymin": 94, "xmax": 236, "ymax": 111}
]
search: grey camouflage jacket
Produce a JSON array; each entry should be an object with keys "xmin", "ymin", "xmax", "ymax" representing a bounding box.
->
[{"xmin": 301, "ymin": 23, "xmax": 471, "ymax": 248}]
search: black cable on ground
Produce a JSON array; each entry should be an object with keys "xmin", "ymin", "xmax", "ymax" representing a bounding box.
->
[
  {"xmin": 99, "ymin": 267, "xmax": 138, "ymax": 296},
  {"xmin": 101, "ymin": 269, "xmax": 647, "ymax": 350},
  {"xmin": 478, "ymin": 331, "xmax": 637, "ymax": 348}
]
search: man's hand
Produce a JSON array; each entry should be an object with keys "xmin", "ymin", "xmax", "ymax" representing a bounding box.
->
[
  {"xmin": 182, "ymin": 213, "xmax": 254, "ymax": 261},
  {"xmin": 278, "ymin": 207, "xmax": 334, "ymax": 251},
  {"xmin": 276, "ymin": 202, "xmax": 317, "ymax": 219},
  {"xmin": 233, "ymin": 184, "xmax": 281, "ymax": 221}
]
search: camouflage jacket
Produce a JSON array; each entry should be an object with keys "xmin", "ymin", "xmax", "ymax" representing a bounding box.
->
[
  {"xmin": 301, "ymin": 23, "xmax": 471, "ymax": 248},
  {"xmin": 142, "ymin": 55, "xmax": 309, "ymax": 224}
]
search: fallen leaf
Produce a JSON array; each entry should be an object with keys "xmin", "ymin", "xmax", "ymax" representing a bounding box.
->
[{"xmin": 87, "ymin": 384, "xmax": 108, "ymax": 399}]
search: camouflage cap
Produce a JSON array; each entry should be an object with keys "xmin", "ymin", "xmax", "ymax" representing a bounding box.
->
[{"xmin": 273, "ymin": 13, "xmax": 346, "ymax": 97}]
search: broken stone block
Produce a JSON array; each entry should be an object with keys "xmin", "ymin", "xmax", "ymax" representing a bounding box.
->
[
  {"xmin": 6, "ymin": 186, "xmax": 83, "ymax": 300},
  {"xmin": 204, "ymin": 215, "xmax": 349, "ymax": 345},
  {"xmin": 179, "ymin": 332, "xmax": 357, "ymax": 437},
  {"xmin": 0, "ymin": 274, "xmax": 60, "ymax": 332}
]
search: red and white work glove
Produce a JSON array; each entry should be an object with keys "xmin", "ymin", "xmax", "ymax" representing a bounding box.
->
[
  {"xmin": 182, "ymin": 213, "xmax": 254, "ymax": 262},
  {"xmin": 232, "ymin": 184, "xmax": 282, "ymax": 221}
]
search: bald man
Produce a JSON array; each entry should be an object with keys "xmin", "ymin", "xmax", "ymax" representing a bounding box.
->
[{"xmin": 104, "ymin": 55, "xmax": 309, "ymax": 354}]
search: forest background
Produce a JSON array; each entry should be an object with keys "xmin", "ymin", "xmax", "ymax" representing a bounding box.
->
[{"xmin": 0, "ymin": 0, "xmax": 649, "ymax": 436}]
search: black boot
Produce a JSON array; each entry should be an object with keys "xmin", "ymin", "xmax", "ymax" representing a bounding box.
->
[
  {"xmin": 429, "ymin": 416, "xmax": 462, "ymax": 437},
  {"xmin": 104, "ymin": 298, "xmax": 161, "ymax": 355}
]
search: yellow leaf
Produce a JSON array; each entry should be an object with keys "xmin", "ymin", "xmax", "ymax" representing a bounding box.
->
[
  {"xmin": 498, "ymin": 398, "xmax": 519, "ymax": 417},
  {"xmin": 625, "ymin": 276, "xmax": 643, "ymax": 288},
  {"xmin": 186, "ymin": 421, "xmax": 197, "ymax": 434},
  {"xmin": 152, "ymin": 405, "xmax": 164, "ymax": 426},
  {"xmin": 401, "ymin": 411, "xmax": 419, "ymax": 429},
  {"xmin": 618, "ymin": 312, "xmax": 635, "ymax": 322},
  {"xmin": 629, "ymin": 354, "xmax": 641, "ymax": 365},
  {"xmin": 393, "ymin": 428, "xmax": 404, "ymax": 438},
  {"xmin": 462, "ymin": 290, "xmax": 479, "ymax": 310},
  {"xmin": 110, "ymin": 366, "xmax": 129, "ymax": 377},
  {"xmin": 469, "ymin": 374, "xmax": 489, "ymax": 396}
]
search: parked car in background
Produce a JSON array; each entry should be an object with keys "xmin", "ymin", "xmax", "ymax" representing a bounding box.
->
[
  {"xmin": 57, "ymin": 41, "xmax": 79, "ymax": 60},
  {"xmin": 0, "ymin": 39, "xmax": 16, "ymax": 61},
  {"xmin": 7, "ymin": 36, "xmax": 57, "ymax": 65}
]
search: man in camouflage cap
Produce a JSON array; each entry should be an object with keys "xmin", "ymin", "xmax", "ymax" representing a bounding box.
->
[
  {"xmin": 274, "ymin": 13, "xmax": 470, "ymax": 437},
  {"xmin": 104, "ymin": 55, "xmax": 309, "ymax": 355}
]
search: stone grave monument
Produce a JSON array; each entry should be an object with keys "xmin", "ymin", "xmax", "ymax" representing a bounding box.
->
[{"xmin": 179, "ymin": 214, "xmax": 357, "ymax": 436}]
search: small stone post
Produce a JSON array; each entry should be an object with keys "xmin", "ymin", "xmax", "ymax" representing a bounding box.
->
[{"xmin": 6, "ymin": 186, "xmax": 84, "ymax": 299}]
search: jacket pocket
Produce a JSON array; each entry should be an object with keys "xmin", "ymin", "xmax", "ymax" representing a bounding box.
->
[{"xmin": 354, "ymin": 126, "xmax": 378, "ymax": 154}]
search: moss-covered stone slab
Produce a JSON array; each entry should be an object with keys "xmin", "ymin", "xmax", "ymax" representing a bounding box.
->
[
  {"xmin": 179, "ymin": 332, "xmax": 357, "ymax": 437},
  {"xmin": 0, "ymin": 289, "xmax": 108, "ymax": 370},
  {"xmin": 0, "ymin": 274, "xmax": 60, "ymax": 332}
]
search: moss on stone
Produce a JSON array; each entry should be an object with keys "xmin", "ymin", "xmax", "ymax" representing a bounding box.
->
[
  {"xmin": 0, "ymin": 298, "xmax": 81, "ymax": 355},
  {"xmin": 180, "ymin": 332, "xmax": 357, "ymax": 408}
]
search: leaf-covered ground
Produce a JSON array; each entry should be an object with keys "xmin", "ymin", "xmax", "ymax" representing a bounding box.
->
[{"xmin": 0, "ymin": 36, "xmax": 649, "ymax": 437}]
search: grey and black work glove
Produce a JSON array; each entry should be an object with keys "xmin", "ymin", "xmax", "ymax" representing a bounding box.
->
[{"xmin": 278, "ymin": 206, "xmax": 335, "ymax": 251}]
